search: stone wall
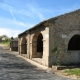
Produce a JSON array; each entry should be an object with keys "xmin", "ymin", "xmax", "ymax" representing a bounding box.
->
[
  {"xmin": 18, "ymin": 9, "xmax": 80, "ymax": 67},
  {"xmin": 18, "ymin": 25, "xmax": 49, "ymax": 66},
  {"xmin": 10, "ymin": 41, "xmax": 18, "ymax": 51},
  {"xmin": 18, "ymin": 34, "xmax": 29, "ymax": 58},
  {"xmin": 49, "ymin": 9, "xmax": 80, "ymax": 66}
]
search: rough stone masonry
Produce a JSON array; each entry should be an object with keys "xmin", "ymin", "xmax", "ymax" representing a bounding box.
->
[{"xmin": 18, "ymin": 9, "xmax": 80, "ymax": 67}]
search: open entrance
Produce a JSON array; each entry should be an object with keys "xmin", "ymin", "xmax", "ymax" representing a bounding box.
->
[
  {"xmin": 68, "ymin": 35, "xmax": 80, "ymax": 50},
  {"xmin": 21, "ymin": 37, "xmax": 27, "ymax": 54},
  {"xmin": 37, "ymin": 33, "xmax": 43, "ymax": 58},
  {"xmin": 32, "ymin": 33, "xmax": 43, "ymax": 58}
]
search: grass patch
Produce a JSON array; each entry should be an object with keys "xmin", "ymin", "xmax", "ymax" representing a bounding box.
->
[
  {"xmin": 0, "ymin": 41, "xmax": 10, "ymax": 46},
  {"xmin": 64, "ymin": 68, "xmax": 80, "ymax": 77}
]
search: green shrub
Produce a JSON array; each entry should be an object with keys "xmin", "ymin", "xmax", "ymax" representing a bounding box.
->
[{"xmin": 51, "ymin": 46, "xmax": 61, "ymax": 65}]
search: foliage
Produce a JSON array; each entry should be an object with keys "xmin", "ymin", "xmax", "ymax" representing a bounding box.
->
[
  {"xmin": 0, "ymin": 41, "xmax": 10, "ymax": 45},
  {"xmin": 0, "ymin": 35, "xmax": 9, "ymax": 41},
  {"xmin": 0, "ymin": 36, "xmax": 3, "ymax": 41},
  {"xmin": 52, "ymin": 46, "xmax": 61, "ymax": 55},
  {"xmin": 6, "ymin": 38, "xmax": 10, "ymax": 42},
  {"xmin": 2, "ymin": 35, "xmax": 8, "ymax": 37},
  {"xmin": 64, "ymin": 68, "xmax": 80, "ymax": 77},
  {"xmin": 51, "ymin": 46, "xmax": 61, "ymax": 65},
  {"xmin": 0, "ymin": 35, "xmax": 10, "ymax": 46}
]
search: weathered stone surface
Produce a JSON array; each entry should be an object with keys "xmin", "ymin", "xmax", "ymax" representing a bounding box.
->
[
  {"xmin": 18, "ymin": 9, "xmax": 80, "ymax": 67},
  {"xmin": 49, "ymin": 9, "xmax": 80, "ymax": 66}
]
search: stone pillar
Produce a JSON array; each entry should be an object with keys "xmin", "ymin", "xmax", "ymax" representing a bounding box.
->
[{"xmin": 42, "ymin": 27, "xmax": 49, "ymax": 66}]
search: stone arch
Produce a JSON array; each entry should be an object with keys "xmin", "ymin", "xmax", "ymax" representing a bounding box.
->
[
  {"xmin": 67, "ymin": 31, "xmax": 80, "ymax": 50},
  {"xmin": 21, "ymin": 37, "xmax": 27, "ymax": 54},
  {"xmin": 32, "ymin": 32, "xmax": 43, "ymax": 58},
  {"xmin": 68, "ymin": 35, "xmax": 80, "ymax": 50}
]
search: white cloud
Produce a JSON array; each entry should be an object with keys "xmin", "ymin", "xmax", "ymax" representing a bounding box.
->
[
  {"xmin": 0, "ymin": 2, "xmax": 34, "ymax": 18},
  {"xmin": 0, "ymin": 28, "xmax": 21, "ymax": 37},
  {"xmin": 0, "ymin": 17, "xmax": 34, "ymax": 28},
  {"xmin": 0, "ymin": 2, "xmax": 12, "ymax": 11},
  {"xmin": 0, "ymin": 2, "xmax": 46, "ymax": 20},
  {"xmin": 0, "ymin": 1, "xmax": 80, "ymax": 21},
  {"xmin": 10, "ymin": 9, "xmax": 16, "ymax": 21},
  {"xmin": 27, "ymin": 4, "xmax": 45, "ymax": 20},
  {"xmin": 17, "ymin": 10, "xmax": 34, "ymax": 18},
  {"xmin": 0, "ymin": 17, "xmax": 34, "ymax": 37}
]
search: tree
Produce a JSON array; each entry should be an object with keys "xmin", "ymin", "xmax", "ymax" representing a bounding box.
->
[
  {"xmin": 0, "ymin": 36, "xmax": 3, "ymax": 41},
  {"xmin": 0, "ymin": 35, "xmax": 10, "ymax": 42}
]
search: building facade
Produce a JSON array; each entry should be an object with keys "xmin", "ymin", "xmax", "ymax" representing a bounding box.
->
[
  {"xmin": 10, "ymin": 37, "xmax": 18, "ymax": 51},
  {"xmin": 18, "ymin": 9, "xmax": 80, "ymax": 67}
]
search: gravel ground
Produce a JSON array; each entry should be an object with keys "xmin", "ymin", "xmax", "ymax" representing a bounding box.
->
[{"xmin": 0, "ymin": 45, "xmax": 76, "ymax": 80}]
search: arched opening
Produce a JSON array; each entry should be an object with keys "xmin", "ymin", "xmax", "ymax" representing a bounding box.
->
[
  {"xmin": 68, "ymin": 35, "xmax": 80, "ymax": 50},
  {"xmin": 21, "ymin": 37, "xmax": 27, "ymax": 54},
  {"xmin": 37, "ymin": 33, "xmax": 43, "ymax": 57},
  {"xmin": 32, "ymin": 33, "xmax": 43, "ymax": 58}
]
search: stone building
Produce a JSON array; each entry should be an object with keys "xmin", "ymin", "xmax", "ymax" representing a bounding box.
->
[
  {"xmin": 10, "ymin": 37, "xmax": 18, "ymax": 51},
  {"xmin": 18, "ymin": 9, "xmax": 80, "ymax": 67}
]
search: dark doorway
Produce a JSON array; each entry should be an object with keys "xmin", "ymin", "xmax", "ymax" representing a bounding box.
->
[
  {"xmin": 37, "ymin": 33, "xmax": 43, "ymax": 58},
  {"xmin": 37, "ymin": 33, "xmax": 43, "ymax": 52},
  {"xmin": 32, "ymin": 33, "xmax": 43, "ymax": 58},
  {"xmin": 21, "ymin": 38, "xmax": 27, "ymax": 54},
  {"xmin": 68, "ymin": 35, "xmax": 80, "ymax": 50}
]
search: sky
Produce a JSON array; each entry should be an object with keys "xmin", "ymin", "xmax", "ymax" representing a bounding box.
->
[{"xmin": 0, "ymin": 0, "xmax": 80, "ymax": 37}]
